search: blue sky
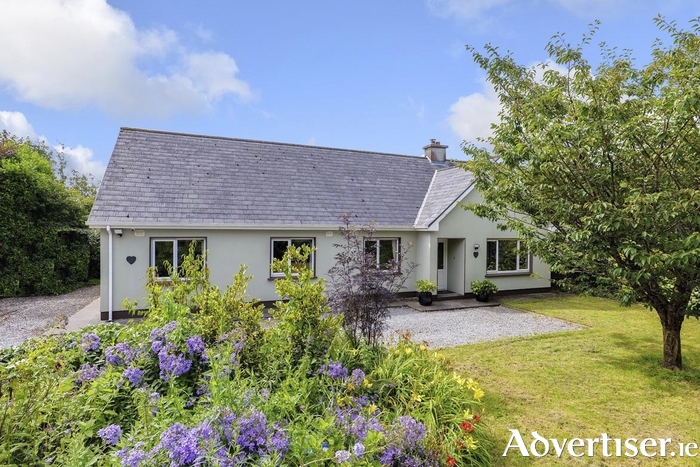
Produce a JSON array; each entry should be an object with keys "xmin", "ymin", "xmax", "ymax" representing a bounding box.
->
[{"xmin": 1, "ymin": 0, "xmax": 699, "ymax": 180}]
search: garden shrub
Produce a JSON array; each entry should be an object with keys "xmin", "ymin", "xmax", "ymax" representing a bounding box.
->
[
  {"xmin": 270, "ymin": 244, "xmax": 340, "ymax": 367},
  {"xmin": 0, "ymin": 248, "xmax": 492, "ymax": 466},
  {"xmin": 327, "ymin": 215, "xmax": 416, "ymax": 347}
]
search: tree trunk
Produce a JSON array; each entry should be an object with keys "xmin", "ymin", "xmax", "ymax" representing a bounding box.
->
[{"xmin": 658, "ymin": 309, "xmax": 684, "ymax": 370}]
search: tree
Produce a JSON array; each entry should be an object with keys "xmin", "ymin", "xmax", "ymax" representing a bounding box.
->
[{"xmin": 461, "ymin": 17, "xmax": 700, "ymax": 370}]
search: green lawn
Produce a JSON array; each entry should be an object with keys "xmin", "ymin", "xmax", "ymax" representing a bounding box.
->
[{"xmin": 442, "ymin": 295, "xmax": 700, "ymax": 466}]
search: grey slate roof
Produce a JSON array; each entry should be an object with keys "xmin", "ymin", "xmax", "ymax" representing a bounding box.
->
[
  {"xmin": 414, "ymin": 167, "xmax": 475, "ymax": 228},
  {"xmin": 87, "ymin": 128, "xmax": 473, "ymax": 228}
]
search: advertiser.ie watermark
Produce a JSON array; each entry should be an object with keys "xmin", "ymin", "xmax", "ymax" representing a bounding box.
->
[{"xmin": 504, "ymin": 430, "xmax": 698, "ymax": 458}]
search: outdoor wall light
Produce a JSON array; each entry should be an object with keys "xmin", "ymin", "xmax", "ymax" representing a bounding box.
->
[
  {"xmin": 473, "ymin": 243, "xmax": 480, "ymax": 258},
  {"xmin": 115, "ymin": 229, "xmax": 123, "ymax": 237}
]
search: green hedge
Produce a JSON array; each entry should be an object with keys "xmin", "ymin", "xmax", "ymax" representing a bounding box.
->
[{"xmin": 0, "ymin": 134, "xmax": 99, "ymax": 297}]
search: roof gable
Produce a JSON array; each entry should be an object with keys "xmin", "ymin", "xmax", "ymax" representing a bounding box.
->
[
  {"xmin": 414, "ymin": 167, "xmax": 475, "ymax": 228},
  {"xmin": 88, "ymin": 128, "xmax": 453, "ymax": 228}
]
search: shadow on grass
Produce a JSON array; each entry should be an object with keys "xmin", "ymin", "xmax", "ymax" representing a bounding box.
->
[{"xmin": 605, "ymin": 332, "xmax": 700, "ymax": 386}]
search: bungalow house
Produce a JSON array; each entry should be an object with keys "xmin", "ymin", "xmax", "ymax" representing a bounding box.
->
[{"xmin": 87, "ymin": 128, "xmax": 550, "ymax": 320}]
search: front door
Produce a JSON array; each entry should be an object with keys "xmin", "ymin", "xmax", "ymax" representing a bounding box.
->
[{"xmin": 437, "ymin": 240, "xmax": 447, "ymax": 291}]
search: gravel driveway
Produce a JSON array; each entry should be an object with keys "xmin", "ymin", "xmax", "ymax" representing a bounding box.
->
[
  {"xmin": 386, "ymin": 304, "xmax": 585, "ymax": 348},
  {"xmin": 0, "ymin": 287, "xmax": 584, "ymax": 350},
  {"xmin": 0, "ymin": 285, "xmax": 99, "ymax": 349}
]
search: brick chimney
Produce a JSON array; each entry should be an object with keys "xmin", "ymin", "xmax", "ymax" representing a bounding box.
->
[{"xmin": 423, "ymin": 139, "xmax": 448, "ymax": 163}]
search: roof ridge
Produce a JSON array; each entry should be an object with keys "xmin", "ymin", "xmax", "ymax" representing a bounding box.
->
[{"xmin": 119, "ymin": 127, "xmax": 426, "ymax": 160}]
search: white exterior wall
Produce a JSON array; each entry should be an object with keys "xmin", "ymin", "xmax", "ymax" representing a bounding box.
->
[
  {"xmin": 433, "ymin": 189, "xmax": 550, "ymax": 294},
  {"xmin": 414, "ymin": 231, "xmax": 438, "ymax": 285},
  {"xmin": 99, "ymin": 227, "xmax": 419, "ymax": 314},
  {"xmin": 97, "ymin": 189, "xmax": 550, "ymax": 316}
]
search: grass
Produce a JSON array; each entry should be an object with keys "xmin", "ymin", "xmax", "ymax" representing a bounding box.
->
[{"xmin": 441, "ymin": 295, "xmax": 700, "ymax": 466}]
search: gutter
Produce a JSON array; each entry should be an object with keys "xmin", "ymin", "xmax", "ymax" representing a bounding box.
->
[
  {"xmin": 87, "ymin": 222, "xmax": 420, "ymax": 232},
  {"xmin": 106, "ymin": 225, "xmax": 113, "ymax": 322}
]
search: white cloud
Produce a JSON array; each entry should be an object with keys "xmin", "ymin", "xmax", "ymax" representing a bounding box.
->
[
  {"xmin": 0, "ymin": 0, "xmax": 254, "ymax": 118},
  {"xmin": 56, "ymin": 144, "xmax": 107, "ymax": 179},
  {"xmin": 184, "ymin": 53, "xmax": 254, "ymax": 102},
  {"xmin": 447, "ymin": 61, "xmax": 568, "ymax": 143},
  {"xmin": 0, "ymin": 111, "xmax": 37, "ymax": 138},
  {"xmin": 447, "ymin": 80, "xmax": 500, "ymax": 143},
  {"xmin": 426, "ymin": 0, "xmax": 512, "ymax": 19},
  {"xmin": 1, "ymin": 110, "xmax": 104, "ymax": 178}
]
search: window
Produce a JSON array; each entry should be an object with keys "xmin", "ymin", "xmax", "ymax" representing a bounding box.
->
[
  {"xmin": 151, "ymin": 238, "xmax": 205, "ymax": 278},
  {"xmin": 270, "ymin": 238, "xmax": 315, "ymax": 276},
  {"xmin": 486, "ymin": 239, "xmax": 529, "ymax": 274},
  {"xmin": 365, "ymin": 238, "xmax": 399, "ymax": 269}
]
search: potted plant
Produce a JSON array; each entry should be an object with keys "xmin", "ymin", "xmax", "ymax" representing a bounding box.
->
[
  {"xmin": 470, "ymin": 279, "xmax": 498, "ymax": 302},
  {"xmin": 415, "ymin": 279, "xmax": 437, "ymax": 306}
]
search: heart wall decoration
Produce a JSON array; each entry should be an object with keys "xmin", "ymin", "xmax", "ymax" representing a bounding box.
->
[{"xmin": 126, "ymin": 256, "xmax": 136, "ymax": 265}]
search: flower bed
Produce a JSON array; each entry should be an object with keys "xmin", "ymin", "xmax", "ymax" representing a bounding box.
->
[{"xmin": 0, "ymin": 250, "xmax": 492, "ymax": 466}]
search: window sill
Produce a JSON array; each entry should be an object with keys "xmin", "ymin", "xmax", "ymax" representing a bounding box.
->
[
  {"xmin": 268, "ymin": 275, "xmax": 318, "ymax": 281},
  {"xmin": 485, "ymin": 271, "xmax": 532, "ymax": 277},
  {"xmin": 154, "ymin": 277, "xmax": 193, "ymax": 283}
]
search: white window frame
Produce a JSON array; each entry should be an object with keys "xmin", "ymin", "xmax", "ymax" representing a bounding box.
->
[
  {"xmin": 364, "ymin": 237, "xmax": 400, "ymax": 269},
  {"xmin": 486, "ymin": 239, "xmax": 530, "ymax": 275},
  {"xmin": 270, "ymin": 238, "xmax": 315, "ymax": 277},
  {"xmin": 151, "ymin": 237, "xmax": 206, "ymax": 279}
]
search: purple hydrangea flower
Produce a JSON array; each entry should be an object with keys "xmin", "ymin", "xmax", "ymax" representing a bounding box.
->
[
  {"xmin": 151, "ymin": 339, "xmax": 164, "ymax": 354},
  {"xmin": 335, "ymin": 450, "xmax": 351, "ymax": 463},
  {"xmin": 267, "ymin": 426, "xmax": 290, "ymax": 455},
  {"xmin": 81, "ymin": 333, "xmax": 100, "ymax": 352},
  {"xmin": 355, "ymin": 395, "xmax": 371, "ymax": 407},
  {"xmin": 157, "ymin": 345, "xmax": 192, "ymax": 381},
  {"xmin": 350, "ymin": 368, "xmax": 365, "ymax": 386},
  {"xmin": 149, "ymin": 322, "xmax": 178, "ymax": 354},
  {"xmin": 98, "ymin": 424, "xmax": 122, "ymax": 445},
  {"xmin": 219, "ymin": 410, "xmax": 237, "ymax": 445},
  {"xmin": 353, "ymin": 442, "xmax": 365, "ymax": 459},
  {"xmin": 379, "ymin": 416, "xmax": 434, "ymax": 466},
  {"xmin": 397, "ymin": 415, "xmax": 425, "ymax": 447},
  {"xmin": 236, "ymin": 411, "xmax": 268, "ymax": 455},
  {"xmin": 77, "ymin": 363, "xmax": 102, "ymax": 383},
  {"xmin": 158, "ymin": 420, "xmax": 220, "ymax": 466},
  {"xmin": 105, "ymin": 342, "xmax": 137, "ymax": 366},
  {"xmin": 159, "ymin": 423, "xmax": 199, "ymax": 466},
  {"xmin": 333, "ymin": 399, "xmax": 382, "ymax": 443},
  {"xmin": 116, "ymin": 444, "xmax": 149, "ymax": 467},
  {"xmin": 185, "ymin": 336, "xmax": 206, "ymax": 355},
  {"xmin": 323, "ymin": 361, "xmax": 348, "ymax": 379},
  {"xmin": 123, "ymin": 367, "xmax": 144, "ymax": 387}
]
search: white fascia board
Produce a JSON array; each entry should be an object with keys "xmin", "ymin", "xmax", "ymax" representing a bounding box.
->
[
  {"xmin": 423, "ymin": 182, "xmax": 476, "ymax": 231},
  {"xmin": 86, "ymin": 222, "xmax": 419, "ymax": 232}
]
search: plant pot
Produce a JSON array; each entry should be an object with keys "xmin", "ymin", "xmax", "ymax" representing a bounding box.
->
[
  {"xmin": 475, "ymin": 293, "xmax": 490, "ymax": 302},
  {"xmin": 417, "ymin": 291, "xmax": 433, "ymax": 306}
]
